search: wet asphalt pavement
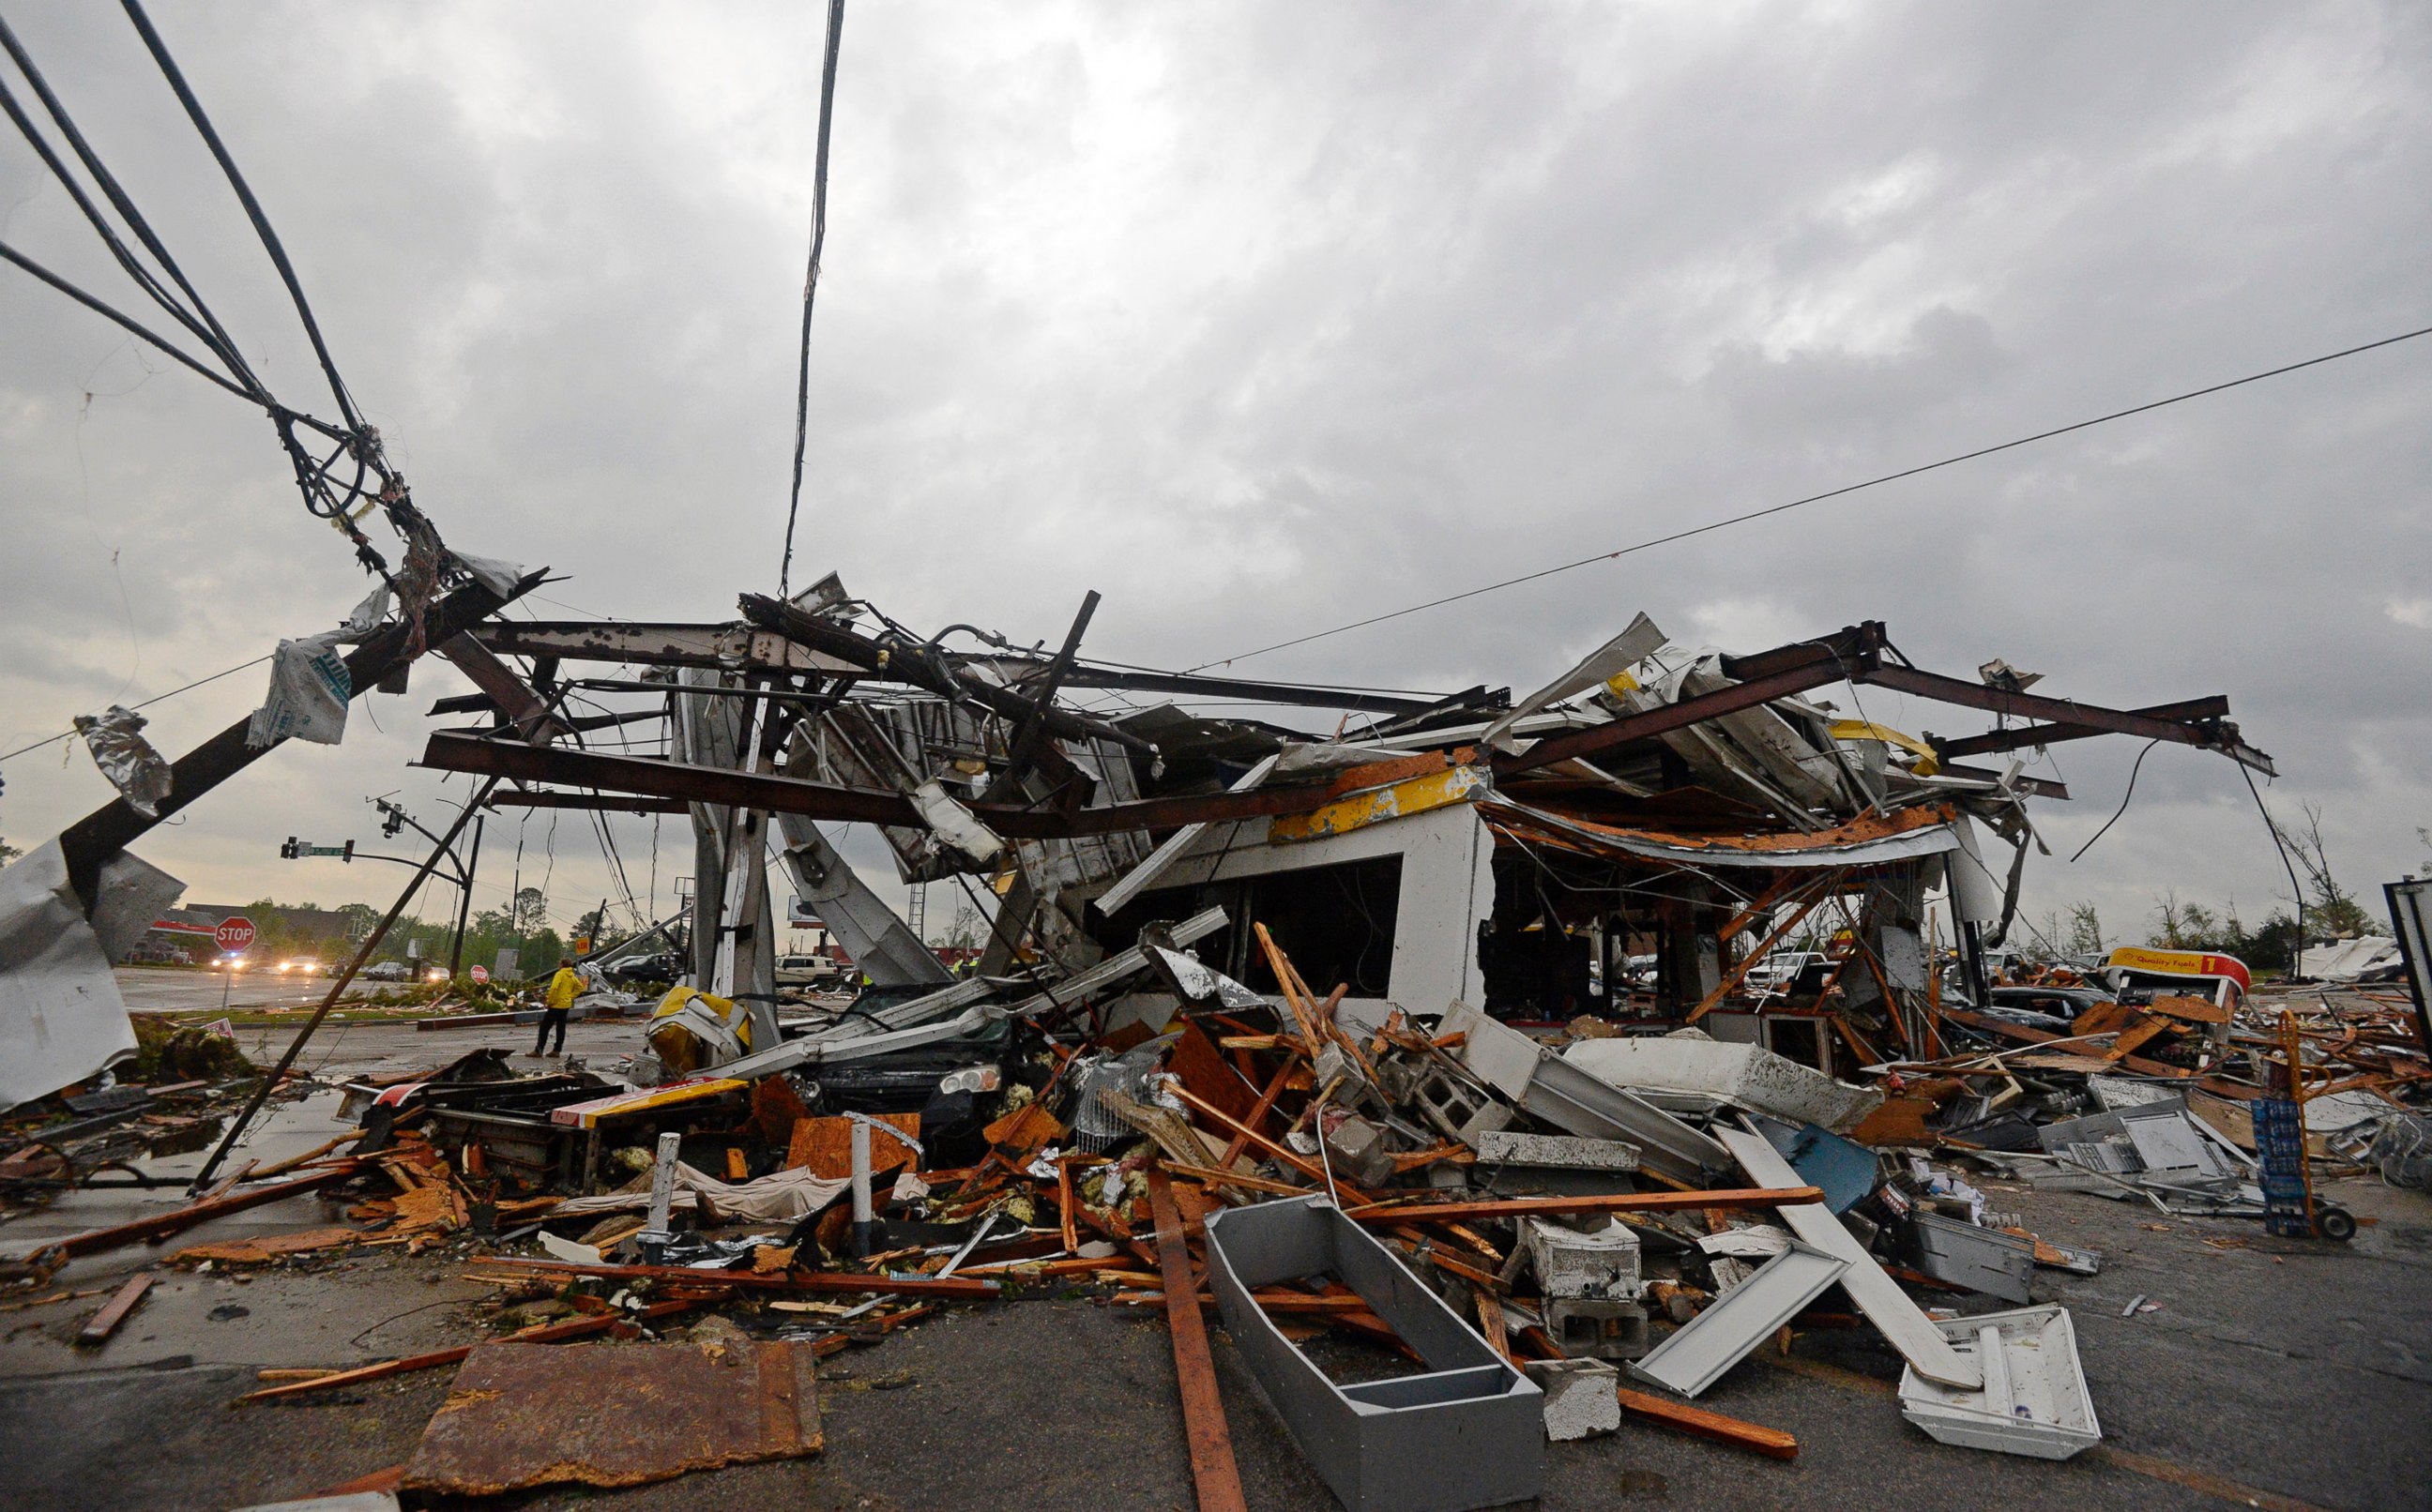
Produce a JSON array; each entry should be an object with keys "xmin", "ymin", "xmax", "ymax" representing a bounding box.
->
[{"xmin": 3, "ymin": 991, "xmax": 2427, "ymax": 1512}]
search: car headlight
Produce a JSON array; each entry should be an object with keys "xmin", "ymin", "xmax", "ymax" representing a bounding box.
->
[{"xmin": 937, "ymin": 1066, "xmax": 1001, "ymax": 1096}]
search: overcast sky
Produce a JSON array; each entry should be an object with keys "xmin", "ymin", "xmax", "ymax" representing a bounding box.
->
[{"xmin": 3, "ymin": 1, "xmax": 2426, "ymax": 954}]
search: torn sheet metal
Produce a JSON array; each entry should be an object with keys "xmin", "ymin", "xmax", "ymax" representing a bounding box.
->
[
  {"xmin": 1478, "ymin": 798, "xmax": 1962, "ymax": 869},
  {"xmin": 710, "ymin": 906, "xmax": 1232, "ymax": 1081},
  {"xmin": 404, "ymin": 1337, "xmax": 821, "ymax": 1493},
  {"xmin": 1480, "ymin": 613, "xmax": 1666, "ymax": 753},
  {"xmin": 1442, "ymin": 1000, "xmax": 1729, "ymax": 1186},
  {"xmin": 1203, "ymin": 1195, "xmax": 1543, "ymax": 1512},
  {"xmin": 910, "ymin": 779, "xmax": 1005, "ymax": 866},
  {"xmin": 0, "ymin": 839, "xmax": 183, "ymax": 1111},
  {"xmin": 1093, "ymin": 752, "xmax": 1279, "ymax": 916},
  {"xmin": 1148, "ymin": 945, "xmax": 1269, "ymax": 1010},
  {"xmin": 1897, "ymin": 1304, "xmax": 2101, "ymax": 1459},
  {"xmin": 1630, "ymin": 1241, "xmax": 1847, "ymax": 1399},
  {"xmin": 1717, "ymin": 1121, "xmax": 1982, "ymax": 1389},
  {"xmin": 72, "ymin": 705, "xmax": 174, "ymax": 815},
  {"xmin": 772, "ymin": 812, "xmax": 950, "ymax": 987},
  {"xmin": 1563, "ymin": 1033, "xmax": 1883, "ymax": 1133},
  {"xmin": 1906, "ymin": 1212, "xmax": 2033, "ymax": 1305},
  {"xmin": 244, "ymin": 635, "xmax": 353, "ymax": 748}
]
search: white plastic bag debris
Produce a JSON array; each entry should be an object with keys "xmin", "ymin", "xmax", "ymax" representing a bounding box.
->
[
  {"xmin": 72, "ymin": 705, "xmax": 174, "ymax": 816},
  {"xmin": 337, "ymin": 583, "xmax": 392, "ymax": 642},
  {"xmin": 448, "ymin": 551, "xmax": 527, "ymax": 598},
  {"xmin": 245, "ymin": 634, "xmax": 351, "ymax": 749}
]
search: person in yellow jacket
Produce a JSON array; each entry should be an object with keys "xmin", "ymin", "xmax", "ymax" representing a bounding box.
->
[{"xmin": 532, "ymin": 958, "xmax": 582, "ymax": 1057}]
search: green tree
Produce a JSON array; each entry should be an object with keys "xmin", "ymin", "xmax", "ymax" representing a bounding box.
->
[
  {"xmin": 511, "ymin": 886, "xmax": 549, "ymax": 935},
  {"xmin": 2065, "ymin": 902, "xmax": 2105, "ymax": 957},
  {"xmin": 2268, "ymin": 802, "xmax": 2372, "ymax": 937}
]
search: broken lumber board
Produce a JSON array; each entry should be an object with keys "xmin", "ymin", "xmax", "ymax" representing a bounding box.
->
[
  {"xmin": 956, "ymin": 1253, "xmax": 1131, "ymax": 1278},
  {"xmin": 243, "ymin": 1134, "xmax": 357, "ymax": 1181},
  {"xmin": 479, "ymin": 1257, "xmax": 1003, "ymax": 1298},
  {"xmin": 239, "ymin": 1301, "xmax": 698, "ymax": 1402},
  {"xmin": 1615, "ymin": 1383, "xmax": 1799, "ymax": 1460},
  {"xmin": 1938, "ymin": 1008, "xmax": 2258, "ymax": 1096},
  {"xmin": 1342, "ymin": 1187, "xmax": 1821, "ymax": 1224},
  {"xmin": 48, "ymin": 1164, "xmax": 363, "ymax": 1259},
  {"xmin": 1147, "ymin": 1168, "xmax": 1249, "ymax": 1512},
  {"xmin": 75, "ymin": 1274, "xmax": 153, "ymax": 1346},
  {"xmin": 1111, "ymin": 1291, "xmax": 1380, "ymax": 1313}
]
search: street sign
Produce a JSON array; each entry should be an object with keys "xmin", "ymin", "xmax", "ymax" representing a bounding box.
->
[
  {"xmin": 214, "ymin": 915, "xmax": 257, "ymax": 953},
  {"xmin": 468, "ymin": 964, "xmax": 490, "ymax": 984}
]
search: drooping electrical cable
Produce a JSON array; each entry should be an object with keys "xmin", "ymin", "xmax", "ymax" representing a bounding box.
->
[
  {"xmin": 0, "ymin": 4, "xmax": 454, "ymax": 585},
  {"xmin": 2067, "ymin": 739, "xmax": 2159, "ymax": 863},
  {"xmin": 1194, "ymin": 323, "xmax": 2432, "ymax": 671},
  {"xmin": 778, "ymin": 0, "xmax": 847, "ymax": 599}
]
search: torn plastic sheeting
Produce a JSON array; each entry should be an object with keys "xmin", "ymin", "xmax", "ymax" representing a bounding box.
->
[
  {"xmin": 0, "ymin": 839, "xmax": 184, "ymax": 1111},
  {"xmin": 447, "ymin": 551, "xmax": 528, "ymax": 600},
  {"xmin": 72, "ymin": 705, "xmax": 174, "ymax": 816},
  {"xmin": 546, "ymin": 1162, "xmax": 850, "ymax": 1224},
  {"xmin": 245, "ymin": 634, "xmax": 352, "ymax": 749},
  {"xmin": 336, "ymin": 583, "xmax": 393, "ymax": 641}
]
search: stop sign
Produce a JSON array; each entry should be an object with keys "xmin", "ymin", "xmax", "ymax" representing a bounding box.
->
[
  {"xmin": 214, "ymin": 915, "xmax": 257, "ymax": 953},
  {"xmin": 468, "ymin": 964, "xmax": 490, "ymax": 984}
]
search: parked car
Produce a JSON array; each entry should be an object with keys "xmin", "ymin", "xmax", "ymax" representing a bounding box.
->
[
  {"xmin": 1946, "ymin": 984, "xmax": 2113, "ymax": 1036},
  {"xmin": 361, "ymin": 960, "xmax": 412, "ymax": 982},
  {"xmin": 777, "ymin": 953, "xmax": 844, "ymax": 990},
  {"xmin": 602, "ymin": 951, "xmax": 685, "ymax": 988}
]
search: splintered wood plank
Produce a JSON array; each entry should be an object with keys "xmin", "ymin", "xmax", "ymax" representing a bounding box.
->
[
  {"xmin": 1613, "ymin": 1384, "xmax": 1799, "ymax": 1460},
  {"xmin": 1147, "ymin": 1169, "xmax": 1248, "ymax": 1512},
  {"xmin": 76, "ymin": 1274, "xmax": 153, "ymax": 1346}
]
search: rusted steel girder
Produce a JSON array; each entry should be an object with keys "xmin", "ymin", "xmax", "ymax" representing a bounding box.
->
[
  {"xmin": 1494, "ymin": 624, "xmax": 1886, "ymax": 779},
  {"xmin": 738, "ymin": 593, "xmax": 1155, "ymax": 756},
  {"xmin": 418, "ymin": 732, "xmax": 1350, "ymax": 839},
  {"xmin": 1930, "ymin": 695, "xmax": 2229, "ymax": 759},
  {"xmin": 1872, "ymin": 671, "xmax": 2272, "ymax": 773}
]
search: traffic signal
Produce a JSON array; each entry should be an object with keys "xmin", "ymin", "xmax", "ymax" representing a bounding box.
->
[
  {"xmin": 281, "ymin": 837, "xmax": 300, "ymax": 859},
  {"xmin": 342, "ymin": 839, "xmax": 356, "ymax": 862}
]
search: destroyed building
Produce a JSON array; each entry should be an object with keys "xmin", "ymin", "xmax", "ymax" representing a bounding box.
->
[{"xmin": 5, "ymin": 7, "xmax": 2430, "ymax": 1509}]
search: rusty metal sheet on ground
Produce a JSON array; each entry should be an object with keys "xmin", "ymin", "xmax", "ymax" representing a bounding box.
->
[{"xmin": 403, "ymin": 1338, "xmax": 821, "ymax": 1494}]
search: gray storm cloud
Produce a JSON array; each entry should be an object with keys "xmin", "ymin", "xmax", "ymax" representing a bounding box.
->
[{"xmin": 2, "ymin": 0, "xmax": 2425, "ymax": 944}]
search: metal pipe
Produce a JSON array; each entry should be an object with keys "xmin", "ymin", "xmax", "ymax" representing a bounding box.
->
[{"xmin": 849, "ymin": 1116, "xmax": 873, "ymax": 1257}]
